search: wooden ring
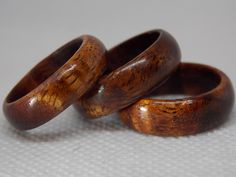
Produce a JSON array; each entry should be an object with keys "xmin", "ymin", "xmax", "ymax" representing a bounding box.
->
[
  {"xmin": 3, "ymin": 35, "xmax": 107, "ymax": 130},
  {"xmin": 119, "ymin": 63, "xmax": 235, "ymax": 136},
  {"xmin": 74, "ymin": 29, "xmax": 181, "ymax": 118}
]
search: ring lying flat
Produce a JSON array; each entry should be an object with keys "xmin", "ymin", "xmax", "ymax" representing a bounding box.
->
[
  {"xmin": 119, "ymin": 63, "xmax": 235, "ymax": 136},
  {"xmin": 3, "ymin": 35, "xmax": 107, "ymax": 130},
  {"xmin": 74, "ymin": 29, "xmax": 181, "ymax": 118}
]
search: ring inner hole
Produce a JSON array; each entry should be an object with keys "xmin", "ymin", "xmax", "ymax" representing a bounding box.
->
[
  {"xmin": 149, "ymin": 65, "xmax": 221, "ymax": 100},
  {"xmin": 6, "ymin": 39, "xmax": 83, "ymax": 103},
  {"xmin": 106, "ymin": 31, "xmax": 160, "ymax": 73}
]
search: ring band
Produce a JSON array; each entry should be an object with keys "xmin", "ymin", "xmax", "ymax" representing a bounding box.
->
[
  {"xmin": 74, "ymin": 29, "xmax": 181, "ymax": 118},
  {"xmin": 3, "ymin": 35, "xmax": 107, "ymax": 130},
  {"xmin": 119, "ymin": 63, "xmax": 235, "ymax": 136}
]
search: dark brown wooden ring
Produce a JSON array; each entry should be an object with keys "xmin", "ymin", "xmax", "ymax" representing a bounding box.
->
[
  {"xmin": 74, "ymin": 29, "xmax": 181, "ymax": 118},
  {"xmin": 119, "ymin": 62, "xmax": 235, "ymax": 136},
  {"xmin": 3, "ymin": 35, "xmax": 107, "ymax": 130}
]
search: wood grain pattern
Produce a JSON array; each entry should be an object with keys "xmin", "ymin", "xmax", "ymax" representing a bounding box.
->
[
  {"xmin": 119, "ymin": 63, "xmax": 235, "ymax": 136},
  {"xmin": 74, "ymin": 29, "xmax": 181, "ymax": 118},
  {"xmin": 3, "ymin": 35, "xmax": 107, "ymax": 130}
]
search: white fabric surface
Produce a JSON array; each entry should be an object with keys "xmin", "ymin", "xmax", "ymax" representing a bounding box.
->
[{"xmin": 0, "ymin": 0, "xmax": 236, "ymax": 177}]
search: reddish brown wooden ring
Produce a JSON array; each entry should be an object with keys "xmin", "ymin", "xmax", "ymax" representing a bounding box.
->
[
  {"xmin": 119, "ymin": 63, "xmax": 235, "ymax": 136},
  {"xmin": 74, "ymin": 29, "xmax": 181, "ymax": 118},
  {"xmin": 3, "ymin": 35, "xmax": 107, "ymax": 130}
]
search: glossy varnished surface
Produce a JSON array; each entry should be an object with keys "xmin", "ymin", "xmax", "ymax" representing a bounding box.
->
[
  {"xmin": 3, "ymin": 35, "xmax": 107, "ymax": 130},
  {"xmin": 120, "ymin": 63, "xmax": 235, "ymax": 136},
  {"xmin": 74, "ymin": 29, "xmax": 181, "ymax": 118}
]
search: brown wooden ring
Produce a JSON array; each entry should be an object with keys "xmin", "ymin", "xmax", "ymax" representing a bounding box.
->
[
  {"xmin": 74, "ymin": 29, "xmax": 181, "ymax": 118},
  {"xmin": 3, "ymin": 35, "xmax": 107, "ymax": 130},
  {"xmin": 119, "ymin": 62, "xmax": 235, "ymax": 136}
]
